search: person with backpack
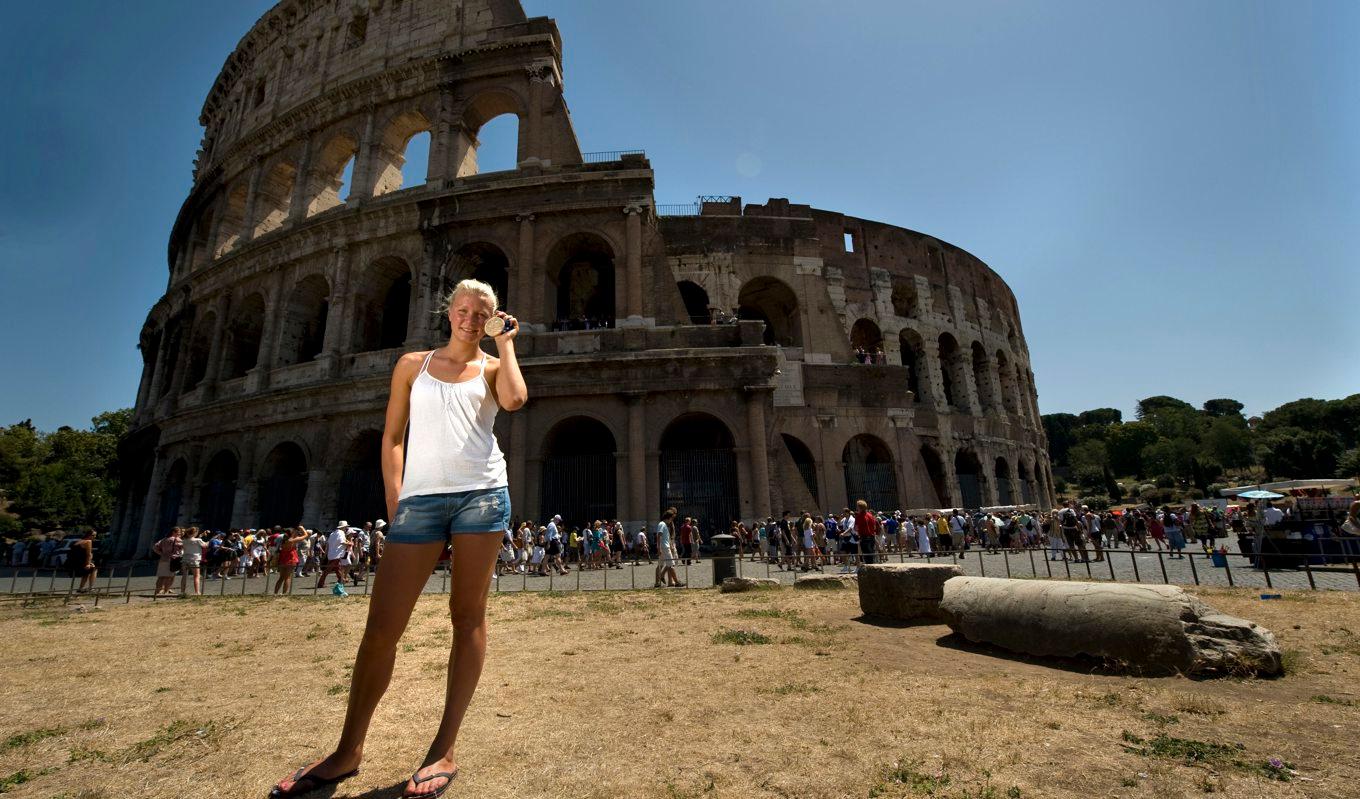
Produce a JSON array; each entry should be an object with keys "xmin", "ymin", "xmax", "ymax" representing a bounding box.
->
[{"xmin": 854, "ymin": 501, "xmax": 878, "ymax": 565}]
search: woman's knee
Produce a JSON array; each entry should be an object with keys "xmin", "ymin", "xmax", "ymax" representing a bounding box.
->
[{"xmin": 449, "ymin": 603, "xmax": 487, "ymax": 634}]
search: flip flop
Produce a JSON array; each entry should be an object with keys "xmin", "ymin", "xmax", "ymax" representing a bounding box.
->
[
  {"xmin": 403, "ymin": 766, "xmax": 459, "ymax": 799},
  {"xmin": 269, "ymin": 763, "xmax": 360, "ymax": 798}
]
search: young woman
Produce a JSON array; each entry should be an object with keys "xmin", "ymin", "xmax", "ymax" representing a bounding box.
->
[
  {"xmin": 274, "ymin": 526, "xmax": 308, "ymax": 595},
  {"xmin": 151, "ymin": 527, "xmax": 182, "ymax": 597},
  {"xmin": 180, "ymin": 527, "xmax": 207, "ymax": 595},
  {"xmin": 270, "ymin": 279, "xmax": 525, "ymax": 799}
]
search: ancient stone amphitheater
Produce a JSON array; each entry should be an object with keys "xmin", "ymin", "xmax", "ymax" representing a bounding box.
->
[{"xmin": 111, "ymin": 0, "xmax": 1054, "ymax": 556}]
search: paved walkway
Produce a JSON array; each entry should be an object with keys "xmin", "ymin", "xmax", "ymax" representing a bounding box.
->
[{"xmin": 3, "ymin": 539, "xmax": 1357, "ymax": 598}]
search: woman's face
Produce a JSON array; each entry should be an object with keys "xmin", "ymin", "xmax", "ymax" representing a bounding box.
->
[{"xmin": 448, "ymin": 292, "xmax": 495, "ymax": 343}]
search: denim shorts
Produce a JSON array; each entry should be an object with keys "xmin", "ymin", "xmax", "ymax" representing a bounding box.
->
[{"xmin": 388, "ymin": 486, "xmax": 511, "ymax": 544}]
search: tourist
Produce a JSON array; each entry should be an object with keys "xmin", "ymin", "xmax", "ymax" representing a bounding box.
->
[
  {"xmin": 1188, "ymin": 504, "xmax": 1214, "ymax": 553},
  {"xmin": 180, "ymin": 527, "xmax": 207, "ymax": 595},
  {"xmin": 371, "ymin": 520, "xmax": 387, "ymax": 571},
  {"xmin": 812, "ymin": 515, "xmax": 829, "ymax": 568},
  {"xmin": 316, "ymin": 522, "xmax": 351, "ymax": 589},
  {"xmin": 634, "ymin": 526, "xmax": 650, "ymax": 565},
  {"xmin": 678, "ymin": 516, "xmax": 694, "ymax": 565},
  {"xmin": 1046, "ymin": 510, "xmax": 1065, "ymax": 561},
  {"xmin": 1083, "ymin": 506, "xmax": 1104, "ymax": 563},
  {"xmin": 654, "ymin": 507, "xmax": 683, "ymax": 587},
  {"xmin": 916, "ymin": 516, "xmax": 933, "ymax": 556},
  {"xmin": 269, "ymin": 279, "xmax": 524, "ymax": 798},
  {"xmin": 1147, "ymin": 510, "xmax": 1166, "ymax": 551},
  {"xmin": 152, "ymin": 528, "xmax": 183, "ymax": 597},
  {"xmin": 274, "ymin": 526, "xmax": 308, "ymax": 594},
  {"xmin": 1060, "ymin": 503, "xmax": 1086, "ymax": 563},
  {"xmin": 1163, "ymin": 506, "xmax": 1187, "ymax": 558},
  {"xmin": 854, "ymin": 501, "xmax": 878, "ymax": 565}
]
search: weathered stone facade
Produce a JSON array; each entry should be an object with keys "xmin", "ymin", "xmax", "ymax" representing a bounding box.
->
[{"xmin": 110, "ymin": 0, "xmax": 1052, "ymax": 557}]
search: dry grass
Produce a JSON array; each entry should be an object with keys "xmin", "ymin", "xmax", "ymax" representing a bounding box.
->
[{"xmin": 0, "ymin": 586, "xmax": 1358, "ymax": 798}]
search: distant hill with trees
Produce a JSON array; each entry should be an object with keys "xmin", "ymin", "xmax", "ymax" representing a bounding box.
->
[
  {"xmin": 0, "ymin": 409, "xmax": 132, "ymax": 535},
  {"xmin": 1042, "ymin": 394, "xmax": 1360, "ymax": 508}
]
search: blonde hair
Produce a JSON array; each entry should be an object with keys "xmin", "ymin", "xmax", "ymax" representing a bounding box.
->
[{"xmin": 436, "ymin": 278, "xmax": 499, "ymax": 316}]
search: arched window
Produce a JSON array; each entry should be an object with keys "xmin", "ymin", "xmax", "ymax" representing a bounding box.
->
[
  {"xmin": 257, "ymin": 442, "xmax": 308, "ymax": 528},
  {"xmin": 278, "ymin": 274, "xmax": 329, "ymax": 366},
  {"xmin": 223, "ymin": 294, "xmax": 265, "ymax": 380},
  {"xmin": 995, "ymin": 457, "xmax": 1013, "ymax": 506},
  {"xmin": 780, "ymin": 433, "xmax": 819, "ymax": 505},
  {"xmin": 458, "ymin": 93, "xmax": 524, "ymax": 177},
  {"xmin": 891, "ymin": 278, "xmax": 918, "ymax": 318},
  {"xmin": 252, "ymin": 160, "xmax": 297, "ymax": 237},
  {"xmin": 214, "ymin": 183, "xmax": 248, "ymax": 257},
  {"xmin": 373, "ymin": 111, "xmax": 433, "ymax": 196},
  {"xmin": 353, "ymin": 257, "xmax": 412, "ymax": 353},
  {"xmin": 550, "ymin": 233, "xmax": 616, "ymax": 329},
  {"xmin": 157, "ymin": 323, "xmax": 185, "ymax": 399},
  {"xmin": 183, "ymin": 311, "xmax": 215, "ymax": 392},
  {"xmin": 677, "ymin": 281, "xmax": 710, "ymax": 324},
  {"xmin": 971, "ymin": 341, "xmax": 996, "ymax": 413},
  {"xmin": 955, "ymin": 450, "xmax": 983, "ymax": 509},
  {"xmin": 305, "ymin": 134, "xmax": 359, "ymax": 216},
  {"xmin": 540, "ymin": 417, "xmax": 618, "ymax": 530},
  {"xmin": 843, "ymin": 434, "xmax": 899, "ymax": 512},
  {"xmin": 470, "ymin": 114, "xmax": 519, "ymax": 173},
  {"xmin": 158, "ymin": 459, "xmax": 188, "ymax": 533},
  {"xmin": 336, "ymin": 431, "xmax": 385, "ymax": 526},
  {"xmin": 659, "ymin": 413, "xmax": 739, "ymax": 530},
  {"xmin": 448, "ymin": 242, "xmax": 511, "ymax": 310},
  {"xmin": 850, "ymin": 319, "xmax": 883, "ymax": 359},
  {"xmin": 899, "ymin": 329, "xmax": 929, "ymax": 404},
  {"xmin": 198, "ymin": 450, "xmax": 238, "ymax": 533},
  {"xmin": 937, "ymin": 333, "xmax": 964, "ymax": 410},
  {"xmin": 736, "ymin": 277, "xmax": 801, "ymax": 346},
  {"xmin": 1018, "ymin": 461, "xmax": 1036, "ymax": 505}
]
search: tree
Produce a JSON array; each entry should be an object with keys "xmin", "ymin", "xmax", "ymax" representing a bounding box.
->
[
  {"xmin": 1077, "ymin": 408, "xmax": 1122, "ymax": 427},
  {"xmin": 0, "ymin": 411, "xmax": 131, "ymax": 531},
  {"xmin": 1204, "ymin": 417, "xmax": 1253, "ymax": 470},
  {"xmin": 1041, "ymin": 413, "xmax": 1079, "ymax": 467},
  {"xmin": 1202, "ymin": 398, "xmax": 1245, "ymax": 418},
  {"xmin": 1105, "ymin": 422, "xmax": 1159, "ymax": 476},
  {"xmin": 1338, "ymin": 448, "xmax": 1360, "ymax": 480},
  {"xmin": 1256, "ymin": 427, "xmax": 1342, "ymax": 479},
  {"xmin": 1141, "ymin": 437, "xmax": 1198, "ymax": 480},
  {"xmin": 1136, "ymin": 396, "xmax": 1196, "ymax": 419},
  {"xmin": 1069, "ymin": 439, "xmax": 1109, "ymax": 489}
]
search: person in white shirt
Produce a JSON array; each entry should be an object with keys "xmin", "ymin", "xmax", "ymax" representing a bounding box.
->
[
  {"xmin": 916, "ymin": 518, "xmax": 932, "ymax": 556},
  {"xmin": 317, "ymin": 522, "xmax": 351, "ymax": 589},
  {"xmin": 545, "ymin": 515, "xmax": 567, "ymax": 574},
  {"xmin": 1263, "ymin": 504, "xmax": 1285, "ymax": 527},
  {"xmin": 654, "ymin": 508, "xmax": 683, "ymax": 587}
]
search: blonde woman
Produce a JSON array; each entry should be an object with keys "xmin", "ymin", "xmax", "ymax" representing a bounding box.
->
[{"xmin": 270, "ymin": 279, "xmax": 524, "ymax": 799}]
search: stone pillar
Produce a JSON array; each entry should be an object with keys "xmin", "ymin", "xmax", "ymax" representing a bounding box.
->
[
  {"xmin": 816, "ymin": 415, "xmax": 845, "ymax": 511},
  {"xmin": 508, "ymin": 412, "xmax": 527, "ymax": 518},
  {"xmin": 201, "ymin": 295, "xmax": 230, "ymax": 400},
  {"xmin": 347, "ymin": 107, "xmax": 378, "ymax": 204},
  {"xmin": 451, "ymin": 124, "xmax": 478, "ymax": 179},
  {"xmin": 179, "ymin": 443, "xmax": 205, "ymax": 527},
  {"xmin": 882, "ymin": 334, "xmax": 902, "ymax": 367},
  {"xmin": 143, "ymin": 328, "xmax": 174, "ymax": 417},
  {"xmin": 427, "ymin": 85, "xmax": 456, "ymax": 183},
  {"xmin": 622, "ymin": 203, "xmax": 645, "ymax": 324},
  {"xmin": 1009, "ymin": 452, "xmax": 1025, "ymax": 508},
  {"xmin": 318, "ymin": 247, "xmax": 351, "ymax": 376},
  {"xmin": 920, "ymin": 339, "xmax": 948, "ymax": 414},
  {"xmin": 943, "ymin": 445, "xmax": 963, "ymax": 510},
  {"xmin": 248, "ymin": 270, "xmax": 287, "ymax": 392},
  {"xmin": 204, "ymin": 195, "xmax": 226, "ymax": 261},
  {"xmin": 135, "ymin": 454, "xmax": 170, "ymax": 557},
  {"xmin": 522, "ymin": 65, "xmax": 546, "ymax": 165},
  {"xmin": 515, "ymin": 212, "xmax": 536, "ymax": 324},
  {"xmin": 985, "ymin": 356, "xmax": 1005, "ymax": 414},
  {"xmin": 164, "ymin": 315, "xmax": 194, "ymax": 409},
  {"xmin": 745, "ymin": 388, "xmax": 772, "ymax": 520},
  {"xmin": 301, "ymin": 468, "xmax": 328, "ymax": 530},
  {"xmin": 626, "ymin": 393, "xmax": 647, "ymax": 526},
  {"xmin": 287, "ymin": 135, "xmax": 314, "ymax": 225},
  {"xmin": 960, "ymin": 353, "xmax": 982, "ymax": 415},
  {"xmin": 230, "ymin": 441, "xmax": 258, "ymax": 530},
  {"xmin": 239, "ymin": 162, "xmax": 264, "ymax": 243}
]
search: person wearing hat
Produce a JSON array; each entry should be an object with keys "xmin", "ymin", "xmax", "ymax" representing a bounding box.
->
[
  {"xmin": 316, "ymin": 521, "xmax": 351, "ymax": 589},
  {"xmin": 370, "ymin": 519, "xmax": 387, "ymax": 572}
]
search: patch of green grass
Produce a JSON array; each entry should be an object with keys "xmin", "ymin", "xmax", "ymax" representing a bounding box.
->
[
  {"xmin": 1, "ymin": 726, "xmax": 66, "ymax": 751},
  {"xmin": 0, "ymin": 768, "xmax": 56, "ymax": 793},
  {"xmin": 120, "ymin": 720, "xmax": 221, "ymax": 764},
  {"xmin": 67, "ymin": 746, "xmax": 110, "ymax": 764},
  {"xmin": 536, "ymin": 608, "xmax": 580, "ymax": 619},
  {"xmin": 1142, "ymin": 711, "xmax": 1180, "ymax": 725},
  {"xmin": 1280, "ymin": 649, "xmax": 1305, "ymax": 675},
  {"xmin": 1311, "ymin": 694, "xmax": 1357, "ymax": 707},
  {"xmin": 1173, "ymin": 696, "xmax": 1225, "ymax": 716},
  {"xmin": 1121, "ymin": 730, "xmax": 1251, "ymax": 770},
  {"xmin": 327, "ymin": 684, "xmax": 347, "ymax": 695},
  {"xmin": 767, "ymin": 682, "xmax": 822, "ymax": 697},
  {"xmin": 710, "ymin": 629, "xmax": 771, "ymax": 646},
  {"xmin": 869, "ymin": 761, "xmax": 950, "ymax": 797}
]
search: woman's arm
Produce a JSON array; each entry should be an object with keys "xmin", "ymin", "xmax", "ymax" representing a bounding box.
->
[
  {"xmin": 485, "ymin": 312, "xmax": 527, "ymax": 411},
  {"xmin": 382, "ymin": 353, "xmax": 423, "ymax": 520}
]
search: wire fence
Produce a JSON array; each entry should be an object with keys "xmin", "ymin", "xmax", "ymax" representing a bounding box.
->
[
  {"xmin": 580, "ymin": 149, "xmax": 645, "ymax": 163},
  {"xmin": 3, "ymin": 544, "xmax": 1357, "ymax": 603}
]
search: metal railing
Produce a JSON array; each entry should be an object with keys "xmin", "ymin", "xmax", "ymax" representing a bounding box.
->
[
  {"xmin": 581, "ymin": 149, "xmax": 645, "ymax": 164},
  {"xmin": 656, "ymin": 203, "xmax": 700, "ymax": 216},
  {"xmin": 4, "ymin": 544, "xmax": 1356, "ymax": 601}
]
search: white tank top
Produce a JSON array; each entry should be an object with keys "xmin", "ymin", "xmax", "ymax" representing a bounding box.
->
[{"xmin": 399, "ymin": 349, "xmax": 507, "ymax": 500}]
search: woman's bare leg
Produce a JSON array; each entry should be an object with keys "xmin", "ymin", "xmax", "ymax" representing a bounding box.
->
[
  {"xmin": 274, "ymin": 541, "xmax": 444, "ymax": 788},
  {"xmin": 406, "ymin": 532, "xmax": 502, "ymax": 796}
]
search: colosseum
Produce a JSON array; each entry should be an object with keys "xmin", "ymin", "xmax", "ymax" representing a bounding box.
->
[{"xmin": 110, "ymin": 0, "xmax": 1054, "ymax": 557}]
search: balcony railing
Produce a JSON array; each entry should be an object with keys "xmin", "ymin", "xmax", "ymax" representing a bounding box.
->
[{"xmin": 581, "ymin": 149, "xmax": 645, "ymax": 163}]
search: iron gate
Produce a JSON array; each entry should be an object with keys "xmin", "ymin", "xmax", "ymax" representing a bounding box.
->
[
  {"xmin": 844, "ymin": 462, "xmax": 899, "ymax": 513},
  {"xmin": 660, "ymin": 449, "xmax": 738, "ymax": 531},
  {"xmin": 541, "ymin": 452, "xmax": 617, "ymax": 531}
]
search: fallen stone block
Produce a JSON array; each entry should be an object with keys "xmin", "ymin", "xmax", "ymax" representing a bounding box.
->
[
  {"xmin": 857, "ymin": 563, "xmax": 964, "ymax": 621},
  {"xmin": 794, "ymin": 573, "xmax": 857, "ymax": 590},
  {"xmin": 720, "ymin": 576, "xmax": 781, "ymax": 593},
  {"xmin": 938, "ymin": 577, "xmax": 1282, "ymax": 677}
]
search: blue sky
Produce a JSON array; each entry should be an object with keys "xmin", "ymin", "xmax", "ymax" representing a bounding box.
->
[{"xmin": 1, "ymin": 0, "xmax": 1355, "ymax": 431}]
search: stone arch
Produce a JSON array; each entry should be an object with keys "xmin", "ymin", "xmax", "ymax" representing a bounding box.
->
[
  {"xmin": 277, "ymin": 273, "xmax": 329, "ymax": 367},
  {"xmin": 891, "ymin": 278, "xmax": 918, "ymax": 318},
  {"xmin": 372, "ymin": 109, "xmax": 434, "ymax": 196},
  {"xmin": 190, "ymin": 206, "xmax": 215, "ymax": 271},
  {"xmin": 222, "ymin": 293, "xmax": 265, "ymax": 380},
  {"xmin": 336, "ymin": 430, "xmax": 385, "ymax": 526},
  {"xmin": 305, "ymin": 132, "xmax": 359, "ymax": 216},
  {"xmin": 780, "ymin": 433, "xmax": 819, "ymax": 506},
  {"xmin": 214, "ymin": 183, "xmax": 249, "ymax": 257},
  {"xmin": 1018, "ymin": 460, "xmax": 1036, "ymax": 505},
  {"xmin": 158, "ymin": 457, "xmax": 188, "ymax": 534},
  {"xmin": 157, "ymin": 321, "xmax": 186, "ymax": 399},
  {"xmin": 737, "ymin": 276, "xmax": 801, "ymax": 346},
  {"xmin": 899, "ymin": 329, "xmax": 929, "ymax": 404},
  {"xmin": 955, "ymin": 450, "xmax": 984, "ymax": 509},
  {"xmin": 257, "ymin": 441, "xmax": 308, "ymax": 528},
  {"xmin": 851, "ymin": 318, "xmax": 883, "ymax": 358},
  {"xmin": 678, "ymin": 280, "xmax": 710, "ymax": 324},
  {"xmin": 459, "ymin": 89, "xmax": 527, "ymax": 174},
  {"xmin": 937, "ymin": 333, "xmax": 966, "ymax": 411},
  {"xmin": 540, "ymin": 416, "xmax": 618, "ymax": 530},
  {"xmin": 842, "ymin": 434, "xmax": 899, "ymax": 511},
  {"xmin": 197, "ymin": 449, "xmax": 238, "ymax": 533},
  {"xmin": 971, "ymin": 341, "xmax": 997, "ymax": 412},
  {"xmin": 353, "ymin": 256, "xmax": 413, "ymax": 353},
  {"xmin": 183, "ymin": 310, "xmax": 216, "ymax": 392},
  {"xmin": 659, "ymin": 412, "xmax": 739, "ymax": 530},
  {"xmin": 920, "ymin": 445, "xmax": 949, "ymax": 508},
  {"xmin": 449, "ymin": 241, "xmax": 511, "ymax": 311},
  {"xmin": 252, "ymin": 158, "xmax": 297, "ymax": 237},
  {"xmin": 995, "ymin": 456, "xmax": 1013, "ymax": 506},
  {"xmin": 549, "ymin": 232, "xmax": 616, "ymax": 328}
]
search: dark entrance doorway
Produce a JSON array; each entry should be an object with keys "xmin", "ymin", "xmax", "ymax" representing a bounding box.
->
[
  {"xmin": 540, "ymin": 417, "xmax": 618, "ymax": 531},
  {"xmin": 659, "ymin": 414, "xmax": 739, "ymax": 534}
]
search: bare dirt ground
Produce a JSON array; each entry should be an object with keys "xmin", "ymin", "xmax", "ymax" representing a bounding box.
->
[{"xmin": 0, "ymin": 585, "xmax": 1356, "ymax": 798}]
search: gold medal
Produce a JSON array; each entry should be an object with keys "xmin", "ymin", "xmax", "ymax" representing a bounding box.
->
[{"xmin": 483, "ymin": 316, "xmax": 506, "ymax": 337}]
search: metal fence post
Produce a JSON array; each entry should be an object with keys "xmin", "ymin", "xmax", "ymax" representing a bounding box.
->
[
  {"xmin": 1106, "ymin": 553, "xmax": 1116, "ymax": 582},
  {"xmin": 1187, "ymin": 551, "xmax": 1200, "ymax": 586},
  {"xmin": 1261, "ymin": 557, "xmax": 1273, "ymax": 590},
  {"xmin": 1129, "ymin": 549, "xmax": 1141, "ymax": 584},
  {"xmin": 1156, "ymin": 551, "xmax": 1169, "ymax": 584},
  {"xmin": 1003, "ymin": 549, "xmax": 1011, "ymax": 578},
  {"xmin": 1303, "ymin": 559, "xmax": 1316, "ymax": 590},
  {"xmin": 1223, "ymin": 555, "xmax": 1234, "ymax": 587}
]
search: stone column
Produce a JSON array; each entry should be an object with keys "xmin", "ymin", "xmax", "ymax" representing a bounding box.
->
[
  {"xmin": 815, "ymin": 415, "xmax": 844, "ymax": 511},
  {"xmin": 622, "ymin": 203, "xmax": 645, "ymax": 324},
  {"xmin": 427, "ymin": 84, "xmax": 456, "ymax": 183},
  {"xmin": 626, "ymin": 393, "xmax": 647, "ymax": 527},
  {"xmin": 508, "ymin": 412, "xmax": 527, "ymax": 518},
  {"xmin": 143, "ymin": 328, "xmax": 174, "ymax": 418},
  {"xmin": 230, "ymin": 441, "xmax": 259, "ymax": 530},
  {"xmin": 201, "ymin": 295, "xmax": 230, "ymax": 400},
  {"xmin": 318, "ymin": 247, "xmax": 351, "ymax": 376},
  {"xmin": 986, "ymin": 356, "xmax": 1005, "ymax": 415},
  {"xmin": 942, "ymin": 445, "xmax": 963, "ymax": 509},
  {"xmin": 920, "ymin": 339, "xmax": 948, "ymax": 415},
  {"xmin": 1009, "ymin": 452, "xmax": 1025, "ymax": 507},
  {"xmin": 248, "ymin": 270, "xmax": 287, "ymax": 392},
  {"xmin": 523, "ymin": 65, "xmax": 546, "ymax": 165},
  {"xmin": 959, "ymin": 353, "xmax": 983, "ymax": 415},
  {"xmin": 287, "ymin": 135, "xmax": 314, "ymax": 224},
  {"xmin": 515, "ymin": 212, "xmax": 536, "ymax": 324},
  {"xmin": 301, "ymin": 469, "xmax": 328, "ymax": 530},
  {"xmin": 745, "ymin": 388, "xmax": 772, "ymax": 520},
  {"xmin": 882, "ymin": 334, "xmax": 902, "ymax": 367},
  {"xmin": 239, "ymin": 162, "xmax": 264, "ymax": 243},
  {"xmin": 165, "ymin": 315, "xmax": 194, "ymax": 410},
  {"xmin": 135, "ymin": 454, "xmax": 171, "ymax": 557},
  {"xmin": 179, "ymin": 443, "xmax": 205, "ymax": 527},
  {"xmin": 451, "ymin": 123, "xmax": 478, "ymax": 179},
  {"xmin": 347, "ymin": 107, "xmax": 378, "ymax": 204}
]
